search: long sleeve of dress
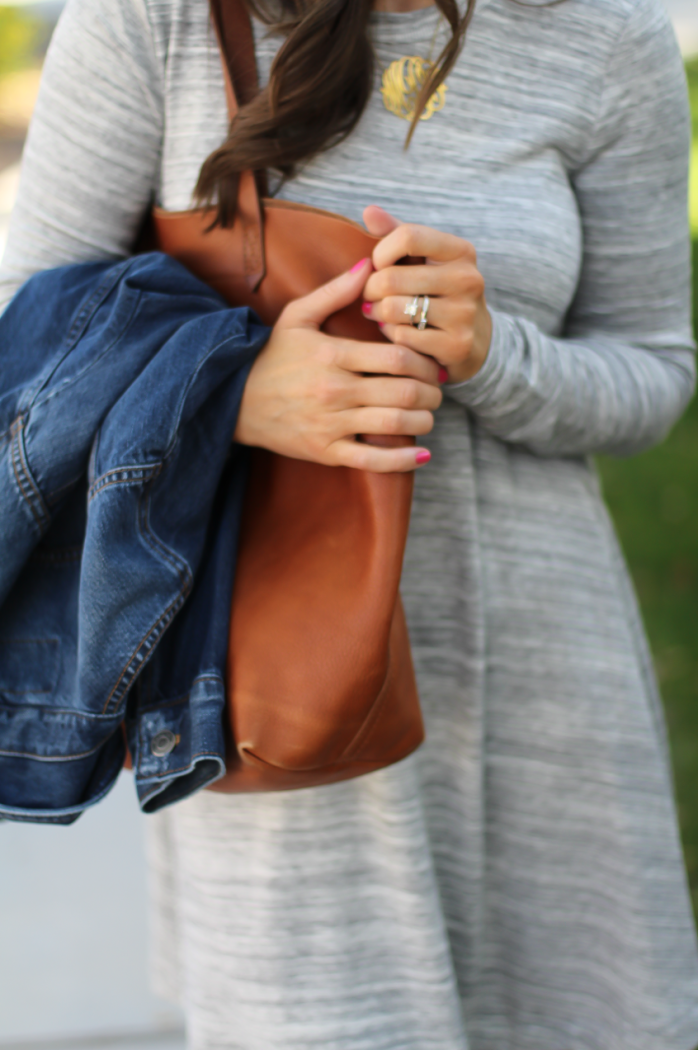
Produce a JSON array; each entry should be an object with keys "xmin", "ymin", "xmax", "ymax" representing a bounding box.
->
[
  {"xmin": 447, "ymin": 0, "xmax": 695, "ymax": 457},
  {"xmin": 0, "ymin": 0, "xmax": 164, "ymax": 313}
]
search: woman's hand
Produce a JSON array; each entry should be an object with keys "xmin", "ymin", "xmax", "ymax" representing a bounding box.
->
[
  {"xmin": 234, "ymin": 258, "xmax": 442, "ymax": 472},
  {"xmin": 360, "ymin": 206, "xmax": 492, "ymax": 384}
]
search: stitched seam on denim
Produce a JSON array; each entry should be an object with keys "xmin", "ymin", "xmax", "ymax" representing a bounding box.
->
[
  {"xmin": 92, "ymin": 463, "xmax": 161, "ymax": 487},
  {"xmin": 0, "ymin": 701, "xmax": 117, "ymax": 721},
  {"xmin": 10, "ymin": 423, "xmax": 36, "ymax": 518},
  {"xmin": 139, "ymin": 487, "xmax": 191, "ymax": 587},
  {"xmin": 100, "ymin": 586, "xmax": 190, "ymax": 715},
  {"xmin": 0, "ymin": 739, "xmax": 109, "ymax": 761},
  {"xmin": 138, "ymin": 751, "xmax": 224, "ymax": 779},
  {"xmin": 98, "ymin": 468, "xmax": 192, "ymax": 715},
  {"xmin": 10, "ymin": 417, "xmax": 50, "ymax": 533},
  {"xmin": 17, "ymin": 261, "xmax": 133, "ymax": 412},
  {"xmin": 90, "ymin": 473, "xmax": 159, "ymax": 500},
  {"xmin": 88, "ymin": 462, "xmax": 161, "ymax": 502},
  {"xmin": 11, "ymin": 417, "xmax": 49, "ymax": 528}
]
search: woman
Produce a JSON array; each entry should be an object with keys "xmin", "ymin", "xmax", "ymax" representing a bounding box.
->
[{"xmin": 1, "ymin": 0, "xmax": 697, "ymax": 1046}]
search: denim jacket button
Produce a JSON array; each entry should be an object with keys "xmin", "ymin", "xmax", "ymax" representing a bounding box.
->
[{"xmin": 151, "ymin": 729, "xmax": 177, "ymax": 757}]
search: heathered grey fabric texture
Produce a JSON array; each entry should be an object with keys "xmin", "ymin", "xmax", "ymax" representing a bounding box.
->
[{"xmin": 2, "ymin": 0, "xmax": 698, "ymax": 1047}]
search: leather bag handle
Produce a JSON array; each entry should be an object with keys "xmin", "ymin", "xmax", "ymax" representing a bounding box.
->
[{"xmin": 210, "ymin": 0, "xmax": 267, "ymax": 290}]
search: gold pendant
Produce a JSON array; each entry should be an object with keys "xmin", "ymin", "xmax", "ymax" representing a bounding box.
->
[{"xmin": 381, "ymin": 55, "xmax": 448, "ymax": 123}]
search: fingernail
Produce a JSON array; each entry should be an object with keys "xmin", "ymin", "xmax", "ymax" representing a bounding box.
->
[
  {"xmin": 438, "ymin": 367, "xmax": 448, "ymax": 384},
  {"xmin": 377, "ymin": 321, "xmax": 385, "ymax": 329},
  {"xmin": 350, "ymin": 257, "xmax": 370, "ymax": 274},
  {"xmin": 361, "ymin": 302, "xmax": 372, "ymax": 316},
  {"xmin": 415, "ymin": 450, "xmax": 431, "ymax": 465}
]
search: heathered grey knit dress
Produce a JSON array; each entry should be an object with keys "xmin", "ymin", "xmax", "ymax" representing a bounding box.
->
[{"xmin": 2, "ymin": 0, "xmax": 698, "ymax": 1046}]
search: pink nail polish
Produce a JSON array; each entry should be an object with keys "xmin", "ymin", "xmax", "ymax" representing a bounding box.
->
[
  {"xmin": 350, "ymin": 257, "xmax": 369, "ymax": 274},
  {"xmin": 361, "ymin": 302, "xmax": 372, "ymax": 316},
  {"xmin": 438, "ymin": 367, "xmax": 448, "ymax": 384},
  {"xmin": 377, "ymin": 322, "xmax": 385, "ymax": 329},
  {"xmin": 415, "ymin": 450, "xmax": 431, "ymax": 465}
]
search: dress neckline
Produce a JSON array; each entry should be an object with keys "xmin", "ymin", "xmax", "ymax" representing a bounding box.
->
[{"xmin": 369, "ymin": 5, "xmax": 441, "ymax": 28}]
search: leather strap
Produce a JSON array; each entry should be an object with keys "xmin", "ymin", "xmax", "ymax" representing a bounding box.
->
[
  {"xmin": 211, "ymin": 0, "xmax": 259, "ymax": 107},
  {"xmin": 210, "ymin": 0, "xmax": 266, "ymax": 290}
]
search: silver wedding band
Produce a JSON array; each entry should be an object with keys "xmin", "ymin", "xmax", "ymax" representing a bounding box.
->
[
  {"xmin": 418, "ymin": 295, "xmax": 430, "ymax": 331},
  {"xmin": 404, "ymin": 294, "xmax": 430, "ymax": 330}
]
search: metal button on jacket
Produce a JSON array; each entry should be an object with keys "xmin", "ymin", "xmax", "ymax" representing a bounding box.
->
[{"xmin": 151, "ymin": 729, "xmax": 177, "ymax": 757}]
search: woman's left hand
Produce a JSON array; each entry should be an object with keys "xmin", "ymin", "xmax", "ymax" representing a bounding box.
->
[{"xmin": 361, "ymin": 206, "xmax": 492, "ymax": 384}]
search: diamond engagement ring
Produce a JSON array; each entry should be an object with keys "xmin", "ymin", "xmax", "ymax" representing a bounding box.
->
[{"xmin": 404, "ymin": 295, "xmax": 422, "ymax": 325}]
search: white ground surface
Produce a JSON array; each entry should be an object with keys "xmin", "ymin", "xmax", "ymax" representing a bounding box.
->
[{"xmin": 0, "ymin": 774, "xmax": 185, "ymax": 1048}]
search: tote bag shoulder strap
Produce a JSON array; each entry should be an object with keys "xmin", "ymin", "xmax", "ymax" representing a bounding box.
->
[
  {"xmin": 211, "ymin": 0, "xmax": 260, "ymax": 108},
  {"xmin": 210, "ymin": 0, "xmax": 267, "ymax": 289}
]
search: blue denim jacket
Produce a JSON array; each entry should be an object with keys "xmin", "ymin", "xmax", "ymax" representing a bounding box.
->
[{"xmin": 0, "ymin": 253, "xmax": 269, "ymax": 823}]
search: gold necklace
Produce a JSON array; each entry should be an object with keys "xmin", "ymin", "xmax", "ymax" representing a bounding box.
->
[{"xmin": 380, "ymin": 15, "xmax": 448, "ymax": 123}]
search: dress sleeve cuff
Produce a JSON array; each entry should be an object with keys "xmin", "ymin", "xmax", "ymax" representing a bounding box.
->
[{"xmin": 444, "ymin": 308, "xmax": 515, "ymax": 410}]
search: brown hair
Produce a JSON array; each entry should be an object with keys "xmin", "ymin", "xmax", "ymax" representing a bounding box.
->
[{"xmin": 196, "ymin": 0, "xmax": 476, "ymax": 225}]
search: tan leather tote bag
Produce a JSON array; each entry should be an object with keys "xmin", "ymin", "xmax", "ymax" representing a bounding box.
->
[{"xmin": 149, "ymin": 0, "xmax": 423, "ymax": 792}]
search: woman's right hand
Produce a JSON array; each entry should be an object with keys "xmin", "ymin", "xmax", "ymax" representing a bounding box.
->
[{"xmin": 234, "ymin": 258, "xmax": 442, "ymax": 472}]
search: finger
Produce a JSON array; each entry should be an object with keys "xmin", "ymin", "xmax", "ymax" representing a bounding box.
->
[
  {"xmin": 340, "ymin": 406, "xmax": 435, "ymax": 438},
  {"xmin": 380, "ymin": 322, "xmax": 464, "ymax": 362},
  {"xmin": 330, "ymin": 438, "xmax": 431, "ymax": 473},
  {"xmin": 372, "ymin": 224, "xmax": 475, "ymax": 270},
  {"xmin": 328, "ymin": 339, "xmax": 440, "ymax": 385},
  {"xmin": 279, "ymin": 257, "xmax": 373, "ymax": 330},
  {"xmin": 348, "ymin": 375, "xmax": 443, "ymax": 412},
  {"xmin": 363, "ymin": 294, "xmax": 456, "ymax": 332},
  {"xmin": 364, "ymin": 261, "xmax": 483, "ymax": 302},
  {"xmin": 362, "ymin": 204, "xmax": 402, "ymax": 237}
]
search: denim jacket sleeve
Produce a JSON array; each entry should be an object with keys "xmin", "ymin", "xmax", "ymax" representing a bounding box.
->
[{"xmin": 0, "ymin": 252, "xmax": 270, "ymax": 823}]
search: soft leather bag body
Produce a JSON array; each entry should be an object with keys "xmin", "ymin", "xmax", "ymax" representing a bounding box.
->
[{"xmin": 148, "ymin": 0, "xmax": 423, "ymax": 792}]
